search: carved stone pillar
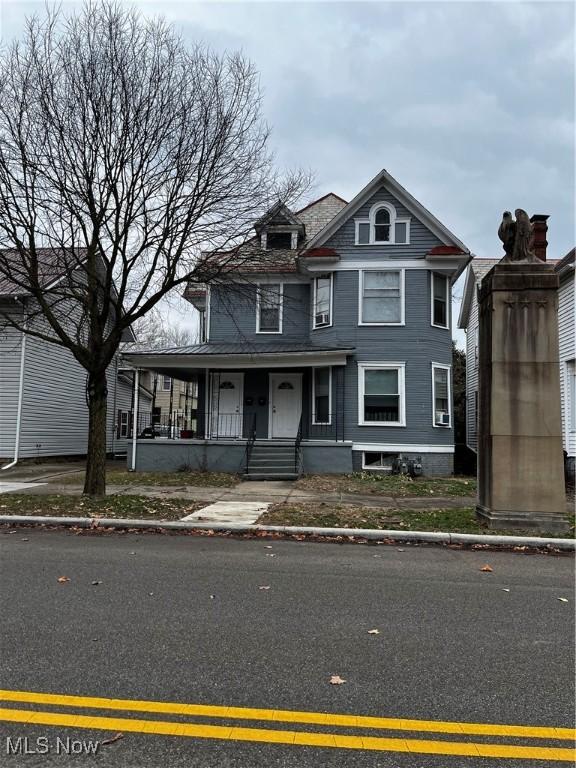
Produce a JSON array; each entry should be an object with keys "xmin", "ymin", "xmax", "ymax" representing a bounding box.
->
[{"xmin": 476, "ymin": 262, "xmax": 567, "ymax": 533}]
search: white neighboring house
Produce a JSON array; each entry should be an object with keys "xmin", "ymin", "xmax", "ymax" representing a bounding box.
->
[
  {"xmin": 0, "ymin": 249, "xmax": 152, "ymax": 466},
  {"xmin": 556, "ymin": 248, "xmax": 575, "ymax": 479},
  {"xmin": 458, "ymin": 246, "xmax": 574, "ymax": 481}
]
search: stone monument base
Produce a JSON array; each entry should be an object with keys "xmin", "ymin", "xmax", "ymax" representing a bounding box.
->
[
  {"xmin": 476, "ymin": 505, "xmax": 569, "ymax": 535},
  {"xmin": 476, "ymin": 261, "xmax": 568, "ymax": 535}
]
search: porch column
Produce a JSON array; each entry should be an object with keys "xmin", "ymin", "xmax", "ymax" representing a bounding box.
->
[
  {"xmin": 203, "ymin": 368, "xmax": 210, "ymax": 438},
  {"xmin": 130, "ymin": 368, "xmax": 140, "ymax": 471}
]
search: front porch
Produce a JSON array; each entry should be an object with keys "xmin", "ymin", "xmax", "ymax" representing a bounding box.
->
[{"xmin": 123, "ymin": 343, "xmax": 355, "ymax": 477}]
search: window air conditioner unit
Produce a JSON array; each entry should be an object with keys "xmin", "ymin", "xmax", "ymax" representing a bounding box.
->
[
  {"xmin": 436, "ymin": 411, "xmax": 450, "ymax": 426},
  {"xmin": 315, "ymin": 312, "xmax": 330, "ymax": 326}
]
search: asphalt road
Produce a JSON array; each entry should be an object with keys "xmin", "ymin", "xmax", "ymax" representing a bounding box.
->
[{"xmin": 0, "ymin": 528, "xmax": 574, "ymax": 767}]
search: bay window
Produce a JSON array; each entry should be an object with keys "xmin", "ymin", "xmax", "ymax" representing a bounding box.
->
[
  {"xmin": 358, "ymin": 363, "xmax": 406, "ymax": 426},
  {"xmin": 359, "ymin": 270, "xmax": 404, "ymax": 325}
]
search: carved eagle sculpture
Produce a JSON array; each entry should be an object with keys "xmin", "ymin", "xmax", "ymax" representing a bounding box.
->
[
  {"xmin": 498, "ymin": 209, "xmax": 537, "ymax": 262},
  {"xmin": 498, "ymin": 211, "xmax": 516, "ymax": 259}
]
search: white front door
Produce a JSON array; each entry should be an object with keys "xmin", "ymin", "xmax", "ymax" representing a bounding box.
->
[
  {"xmin": 270, "ymin": 374, "xmax": 302, "ymax": 438},
  {"xmin": 210, "ymin": 373, "xmax": 243, "ymax": 438}
]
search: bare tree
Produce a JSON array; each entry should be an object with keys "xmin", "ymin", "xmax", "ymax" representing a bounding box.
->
[{"xmin": 0, "ymin": 2, "xmax": 310, "ymax": 496}]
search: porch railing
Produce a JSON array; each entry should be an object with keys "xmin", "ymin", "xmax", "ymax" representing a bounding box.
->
[
  {"xmin": 135, "ymin": 412, "xmax": 248, "ymax": 440},
  {"xmin": 294, "ymin": 415, "xmax": 303, "ymax": 474},
  {"xmin": 244, "ymin": 414, "xmax": 257, "ymax": 474},
  {"xmin": 301, "ymin": 414, "xmax": 344, "ymax": 442}
]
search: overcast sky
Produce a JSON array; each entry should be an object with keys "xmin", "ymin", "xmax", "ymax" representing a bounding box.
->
[{"xmin": 1, "ymin": 1, "xmax": 574, "ymax": 346}]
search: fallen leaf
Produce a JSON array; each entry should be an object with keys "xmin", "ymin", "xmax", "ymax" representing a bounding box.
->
[
  {"xmin": 57, "ymin": 576, "xmax": 70, "ymax": 583},
  {"xmin": 258, "ymin": 585, "xmax": 271, "ymax": 590},
  {"xmin": 329, "ymin": 675, "xmax": 346, "ymax": 685},
  {"xmin": 502, "ymin": 588, "xmax": 510, "ymax": 593},
  {"xmin": 91, "ymin": 581, "xmax": 102, "ymax": 586},
  {"xmin": 100, "ymin": 733, "xmax": 124, "ymax": 746},
  {"xmin": 367, "ymin": 629, "xmax": 380, "ymax": 635},
  {"xmin": 480, "ymin": 565, "xmax": 493, "ymax": 572},
  {"xmin": 557, "ymin": 597, "xmax": 569, "ymax": 603}
]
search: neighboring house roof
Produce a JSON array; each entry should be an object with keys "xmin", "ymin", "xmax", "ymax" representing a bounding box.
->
[
  {"xmin": 555, "ymin": 247, "xmax": 575, "ymax": 277},
  {"xmin": 457, "ymin": 258, "xmax": 503, "ymax": 329},
  {"xmin": 0, "ymin": 247, "xmax": 136, "ymax": 342},
  {"xmin": 0, "ymin": 248, "xmax": 88, "ymax": 296},
  {"xmin": 303, "ymin": 168, "xmax": 470, "ymax": 255}
]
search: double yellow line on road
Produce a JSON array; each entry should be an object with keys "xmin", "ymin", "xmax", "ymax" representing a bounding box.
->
[{"xmin": 0, "ymin": 689, "xmax": 574, "ymax": 761}]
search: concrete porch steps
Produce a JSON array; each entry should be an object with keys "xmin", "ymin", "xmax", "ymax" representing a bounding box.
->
[{"xmin": 245, "ymin": 442, "xmax": 300, "ymax": 481}]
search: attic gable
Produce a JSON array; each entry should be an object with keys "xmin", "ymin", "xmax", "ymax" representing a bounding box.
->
[
  {"xmin": 304, "ymin": 168, "xmax": 469, "ymax": 254},
  {"xmin": 254, "ymin": 202, "xmax": 303, "ymax": 234}
]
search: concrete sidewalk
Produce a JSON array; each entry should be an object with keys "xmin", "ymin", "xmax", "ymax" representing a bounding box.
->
[{"xmin": 2, "ymin": 476, "xmax": 477, "ymax": 510}]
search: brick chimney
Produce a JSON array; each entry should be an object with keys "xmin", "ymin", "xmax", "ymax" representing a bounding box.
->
[{"xmin": 530, "ymin": 214, "xmax": 549, "ymax": 261}]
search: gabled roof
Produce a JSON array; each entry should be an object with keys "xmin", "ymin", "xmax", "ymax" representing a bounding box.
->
[
  {"xmin": 254, "ymin": 201, "xmax": 303, "ymax": 233},
  {"xmin": 303, "ymin": 168, "xmax": 470, "ymax": 254},
  {"xmin": 555, "ymin": 247, "xmax": 575, "ymax": 276},
  {"xmin": 0, "ymin": 248, "xmax": 88, "ymax": 296},
  {"xmin": 457, "ymin": 258, "xmax": 500, "ymax": 329}
]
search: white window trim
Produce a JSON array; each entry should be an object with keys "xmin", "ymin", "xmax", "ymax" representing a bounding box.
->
[
  {"xmin": 361, "ymin": 451, "xmax": 397, "ymax": 471},
  {"xmin": 312, "ymin": 366, "xmax": 332, "ymax": 425},
  {"xmin": 162, "ymin": 376, "xmax": 172, "ymax": 391},
  {"xmin": 312, "ymin": 273, "xmax": 333, "ymax": 330},
  {"xmin": 432, "ymin": 362, "xmax": 452, "ymax": 429},
  {"xmin": 431, "ymin": 272, "xmax": 450, "ymax": 329},
  {"xmin": 358, "ymin": 269, "xmax": 405, "ymax": 326},
  {"xmin": 567, "ymin": 360, "xmax": 576, "ymax": 434},
  {"xmin": 354, "ymin": 202, "xmax": 411, "ymax": 245},
  {"xmin": 205, "ymin": 286, "xmax": 211, "ymax": 342},
  {"xmin": 358, "ymin": 362, "xmax": 406, "ymax": 427},
  {"xmin": 256, "ymin": 282, "xmax": 283, "ymax": 334}
]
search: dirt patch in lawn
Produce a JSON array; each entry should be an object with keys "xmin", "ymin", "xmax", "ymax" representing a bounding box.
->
[
  {"xmin": 0, "ymin": 494, "xmax": 204, "ymax": 520},
  {"xmin": 259, "ymin": 502, "xmax": 574, "ymax": 538},
  {"xmin": 294, "ymin": 473, "xmax": 476, "ymax": 498},
  {"xmin": 54, "ymin": 470, "xmax": 239, "ymax": 488}
]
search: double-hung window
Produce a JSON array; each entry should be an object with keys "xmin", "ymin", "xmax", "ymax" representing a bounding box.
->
[
  {"xmin": 312, "ymin": 367, "xmax": 331, "ymax": 424},
  {"xmin": 355, "ymin": 203, "xmax": 410, "ymax": 245},
  {"xmin": 432, "ymin": 363, "xmax": 451, "ymax": 427},
  {"xmin": 162, "ymin": 375, "xmax": 172, "ymax": 391},
  {"xmin": 358, "ymin": 363, "xmax": 406, "ymax": 426},
  {"xmin": 313, "ymin": 274, "xmax": 332, "ymax": 328},
  {"xmin": 360, "ymin": 270, "xmax": 404, "ymax": 325},
  {"xmin": 256, "ymin": 283, "xmax": 283, "ymax": 333},
  {"xmin": 431, "ymin": 273, "xmax": 449, "ymax": 328}
]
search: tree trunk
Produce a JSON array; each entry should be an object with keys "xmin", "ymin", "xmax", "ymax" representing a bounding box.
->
[{"xmin": 84, "ymin": 369, "xmax": 108, "ymax": 497}]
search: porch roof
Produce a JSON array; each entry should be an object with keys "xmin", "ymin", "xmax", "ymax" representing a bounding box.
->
[{"xmin": 122, "ymin": 342, "xmax": 355, "ymax": 377}]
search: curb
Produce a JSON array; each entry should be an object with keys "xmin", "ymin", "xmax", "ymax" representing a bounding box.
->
[{"xmin": 0, "ymin": 515, "xmax": 574, "ymax": 550}]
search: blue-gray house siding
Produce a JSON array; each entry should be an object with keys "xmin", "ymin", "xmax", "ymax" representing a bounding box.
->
[{"xmin": 124, "ymin": 171, "xmax": 470, "ymax": 476}]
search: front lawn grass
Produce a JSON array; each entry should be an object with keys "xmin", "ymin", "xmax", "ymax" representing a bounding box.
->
[
  {"xmin": 259, "ymin": 502, "xmax": 574, "ymax": 538},
  {"xmin": 294, "ymin": 473, "xmax": 477, "ymax": 497},
  {"xmin": 55, "ymin": 469, "xmax": 239, "ymax": 488},
  {"xmin": 0, "ymin": 494, "xmax": 203, "ymax": 520}
]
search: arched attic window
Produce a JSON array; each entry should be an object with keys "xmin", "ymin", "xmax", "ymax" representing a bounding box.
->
[{"xmin": 355, "ymin": 202, "xmax": 411, "ymax": 245}]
